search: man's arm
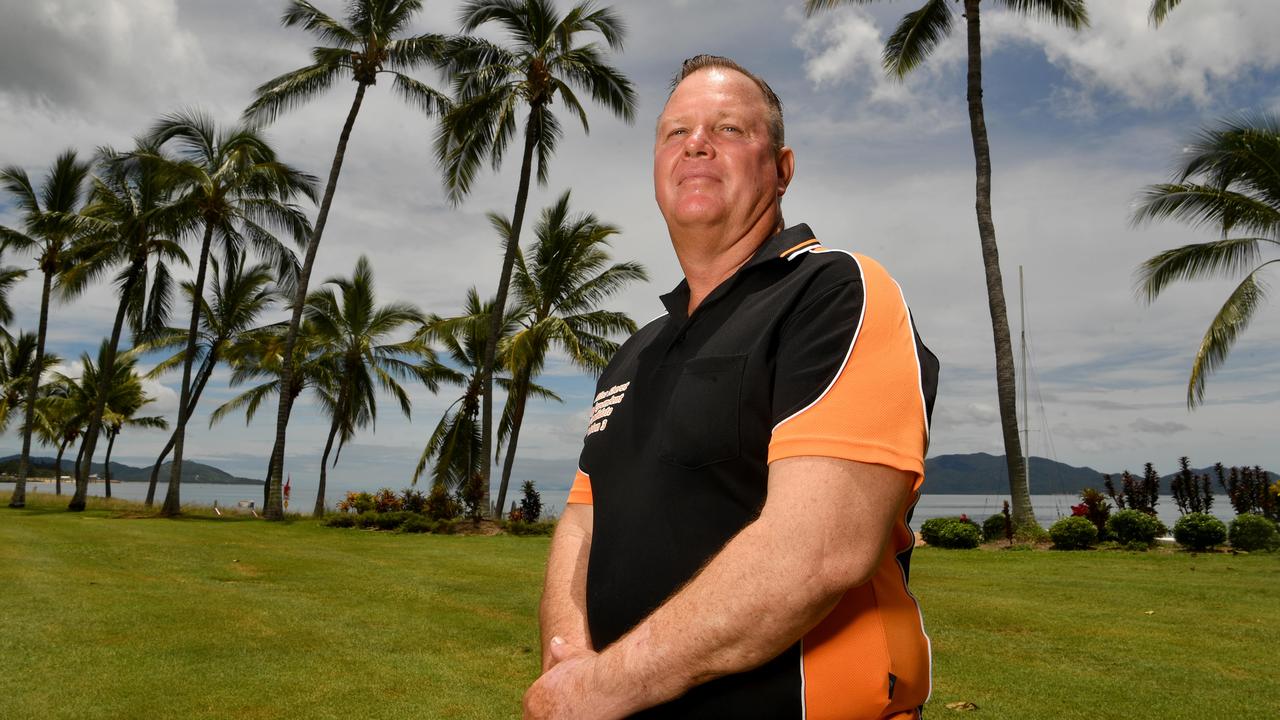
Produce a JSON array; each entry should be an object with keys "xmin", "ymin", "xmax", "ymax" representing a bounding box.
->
[
  {"xmin": 525, "ymin": 455, "xmax": 912, "ymax": 718},
  {"xmin": 538, "ymin": 502, "xmax": 594, "ymax": 672}
]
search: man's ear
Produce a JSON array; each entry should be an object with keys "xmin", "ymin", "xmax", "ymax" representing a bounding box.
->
[{"xmin": 776, "ymin": 146, "xmax": 795, "ymax": 197}]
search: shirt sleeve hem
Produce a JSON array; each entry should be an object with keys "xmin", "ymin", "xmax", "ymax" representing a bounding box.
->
[{"xmin": 767, "ymin": 437, "xmax": 924, "ymax": 477}]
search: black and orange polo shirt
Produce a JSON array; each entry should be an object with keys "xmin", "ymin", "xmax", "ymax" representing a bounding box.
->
[{"xmin": 568, "ymin": 223, "xmax": 939, "ymax": 720}]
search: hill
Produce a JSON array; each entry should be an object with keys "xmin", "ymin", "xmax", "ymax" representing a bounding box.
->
[
  {"xmin": 923, "ymin": 453, "xmax": 1276, "ymax": 495},
  {"xmin": 0, "ymin": 455, "xmax": 259, "ymax": 485}
]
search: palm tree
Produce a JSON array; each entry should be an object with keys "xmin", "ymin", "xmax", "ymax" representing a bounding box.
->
[
  {"xmin": 1132, "ymin": 113, "xmax": 1280, "ymax": 408},
  {"xmin": 244, "ymin": 0, "xmax": 450, "ymax": 520},
  {"xmin": 148, "ymin": 109, "xmax": 315, "ymax": 516},
  {"xmin": 0, "ymin": 332, "xmax": 59, "ymax": 435},
  {"xmin": 803, "ymin": 0, "xmax": 1088, "ymax": 530},
  {"xmin": 99, "ymin": 364, "xmax": 168, "ymax": 495},
  {"xmin": 492, "ymin": 191, "xmax": 643, "ymax": 518},
  {"xmin": 434, "ymin": 0, "xmax": 636, "ymax": 515},
  {"xmin": 0, "ymin": 149, "xmax": 94, "ymax": 508},
  {"xmin": 1150, "ymin": 0, "xmax": 1183, "ymax": 26},
  {"xmin": 61, "ymin": 142, "xmax": 191, "ymax": 511},
  {"xmin": 302, "ymin": 255, "xmax": 446, "ymax": 516},
  {"xmin": 413, "ymin": 288, "xmax": 534, "ymax": 492},
  {"xmin": 0, "ymin": 252, "xmax": 25, "ymax": 338},
  {"xmin": 140, "ymin": 250, "xmax": 281, "ymax": 505},
  {"xmin": 33, "ymin": 376, "xmax": 79, "ymax": 496}
]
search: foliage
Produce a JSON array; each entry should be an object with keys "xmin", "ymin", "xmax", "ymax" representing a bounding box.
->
[
  {"xmin": 1171, "ymin": 456, "xmax": 1214, "ymax": 514},
  {"xmin": 1217, "ymin": 464, "xmax": 1279, "ymax": 520},
  {"xmin": 322, "ymin": 513, "xmax": 356, "ymax": 528},
  {"xmin": 1228, "ymin": 514, "xmax": 1279, "ymax": 552},
  {"xmin": 982, "ymin": 513, "xmax": 1008, "ymax": 543},
  {"xmin": 337, "ymin": 491, "xmax": 375, "ymax": 514},
  {"xmin": 397, "ymin": 514, "xmax": 437, "ymax": 534},
  {"xmin": 504, "ymin": 520, "xmax": 555, "ymax": 536},
  {"xmin": 399, "ymin": 488, "xmax": 427, "ymax": 515},
  {"xmin": 920, "ymin": 517, "xmax": 981, "ymax": 549},
  {"xmin": 1107, "ymin": 509, "xmax": 1165, "ymax": 548},
  {"xmin": 424, "ymin": 483, "xmax": 461, "ymax": 521},
  {"xmin": 1172, "ymin": 513, "xmax": 1227, "ymax": 551},
  {"xmin": 1104, "ymin": 464, "xmax": 1160, "ymax": 514},
  {"xmin": 373, "ymin": 487, "xmax": 401, "ymax": 514},
  {"xmin": 1071, "ymin": 487, "xmax": 1112, "ymax": 539},
  {"xmin": 518, "ymin": 480, "xmax": 542, "ymax": 523},
  {"xmin": 1132, "ymin": 113, "xmax": 1280, "ymax": 407},
  {"xmin": 457, "ymin": 472, "xmax": 486, "ymax": 522},
  {"xmin": 1049, "ymin": 516, "xmax": 1098, "ymax": 550}
]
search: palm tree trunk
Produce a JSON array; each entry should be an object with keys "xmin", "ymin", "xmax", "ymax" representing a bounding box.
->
[
  {"xmin": 70, "ymin": 262, "xmax": 140, "ymax": 511},
  {"xmin": 495, "ymin": 367, "xmax": 532, "ymax": 520},
  {"xmin": 104, "ymin": 429, "xmax": 116, "ymax": 498},
  {"xmin": 54, "ymin": 438, "xmax": 68, "ymax": 496},
  {"xmin": 146, "ymin": 349, "xmax": 218, "ymax": 506},
  {"xmin": 72, "ymin": 436, "xmax": 87, "ymax": 495},
  {"xmin": 9, "ymin": 267, "xmax": 53, "ymax": 509},
  {"xmin": 480, "ymin": 104, "xmax": 542, "ymax": 519},
  {"xmin": 314, "ymin": 413, "xmax": 341, "ymax": 518},
  {"xmin": 264, "ymin": 82, "xmax": 368, "ymax": 521},
  {"xmin": 963, "ymin": 0, "xmax": 1034, "ymax": 530},
  {"xmin": 162, "ymin": 222, "xmax": 216, "ymax": 516}
]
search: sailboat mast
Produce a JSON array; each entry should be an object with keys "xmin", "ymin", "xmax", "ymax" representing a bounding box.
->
[{"xmin": 1020, "ymin": 265, "xmax": 1029, "ymax": 493}]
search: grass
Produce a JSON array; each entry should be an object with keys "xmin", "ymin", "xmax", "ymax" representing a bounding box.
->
[{"xmin": 2, "ymin": 492, "xmax": 1277, "ymax": 719}]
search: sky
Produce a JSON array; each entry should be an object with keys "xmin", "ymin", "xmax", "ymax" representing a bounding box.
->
[{"xmin": 1, "ymin": 0, "xmax": 1278, "ymax": 511}]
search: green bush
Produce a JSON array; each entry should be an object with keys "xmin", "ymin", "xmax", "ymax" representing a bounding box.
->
[
  {"xmin": 1106, "ymin": 509, "xmax": 1164, "ymax": 548},
  {"xmin": 919, "ymin": 517, "xmax": 956, "ymax": 546},
  {"xmin": 1172, "ymin": 512, "xmax": 1227, "ymax": 551},
  {"xmin": 434, "ymin": 518, "xmax": 459, "ymax": 535},
  {"xmin": 1049, "ymin": 516, "xmax": 1098, "ymax": 550},
  {"xmin": 520, "ymin": 480, "xmax": 543, "ymax": 523},
  {"xmin": 505, "ymin": 520, "xmax": 556, "ymax": 536},
  {"xmin": 1228, "ymin": 513, "xmax": 1279, "ymax": 551},
  {"xmin": 323, "ymin": 513, "xmax": 356, "ymax": 528},
  {"xmin": 1013, "ymin": 524, "xmax": 1050, "ymax": 544},
  {"xmin": 982, "ymin": 513, "xmax": 1009, "ymax": 542},
  {"xmin": 397, "ymin": 515, "xmax": 437, "ymax": 534},
  {"xmin": 400, "ymin": 489, "xmax": 428, "ymax": 515},
  {"xmin": 936, "ymin": 520, "xmax": 982, "ymax": 549},
  {"xmin": 425, "ymin": 483, "xmax": 461, "ymax": 521}
]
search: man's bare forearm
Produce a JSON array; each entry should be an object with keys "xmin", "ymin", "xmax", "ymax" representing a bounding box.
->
[
  {"xmin": 594, "ymin": 458, "xmax": 908, "ymax": 711},
  {"xmin": 538, "ymin": 503, "xmax": 594, "ymax": 671}
]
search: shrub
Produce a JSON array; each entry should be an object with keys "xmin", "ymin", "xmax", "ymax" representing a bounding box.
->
[
  {"xmin": 1073, "ymin": 488, "xmax": 1112, "ymax": 539},
  {"xmin": 1013, "ymin": 524, "xmax": 1050, "ymax": 544},
  {"xmin": 373, "ymin": 488, "xmax": 401, "ymax": 514},
  {"xmin": 400, "ymin": 488, "xmax": 427, "ymax": 515},
  {"xmin": 1173, "ymin": 513, "xmax": 1226, "ymax": 551},
  {"xmin": 505, "ymin": 520, "xmax": 556, "ymax": 536},
  {"xmin": 936, "ymin": 520, "xmax": 982, "ymax": 549},
  {"xmin": 919, "ymin": 517, "xmax": 954, "ymax": 546},
  {"xmin": 982, "ymin": 513, "xmax": 1008, "ymax": 543},
  {"xmin": 1171, "ymin": 457, "xmax": 1214, "ymax": 515},
  {"xmin": 434, "ymin": 518, "xmax": 459, "ymax": 535},
  {"xmin": 1228, "ymin": 513, "xmax": 1280, "ymax": 551},
  {"xmin": 520, "ymin": 480, "xmax": 543, "ymax": 523},
  {"xmin": 507, "ymin": 508, "xmax": 525, "ymax": 523},
  {"xmin": 1049, "ymin": 516, "xmax": 1098, "ymax": 550},
  {"xmin": 425, "ymin": 483, "xmax": 461, "ymax": 521},
  {"xmin": 398, "ymin": 515, "xmax": 437, "ymax": 534},
  {"xmin": 458, "ymin": 473, "xmax": 485, "ymax": 522},
  {"xmin": 1107, "ymin": 509, "xmax": 1164, "ymax": 548},
  {"xmin": 323, "ymin": 513, "xmax": 356, "ymax": 528},
  {"xmin": 338, "ymin": 491, "xmax": 376, "ymax": 514}
]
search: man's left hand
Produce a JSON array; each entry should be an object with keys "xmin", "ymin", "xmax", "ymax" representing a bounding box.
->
[{"xmin": 523, "ymin": 637, "xmax": 637, "ymax": 720}]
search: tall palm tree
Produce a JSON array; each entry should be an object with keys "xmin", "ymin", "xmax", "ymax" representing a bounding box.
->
[
  {"xmin": 61, "ymin": 142, "xmax": 191, "ymax": 511},
  {"xmin": 492, "ymin": 191, "xmax": 643, "ymax": 518},
  {"xmin": 302, "ymin": 255, "xmax": 446, "ymax": 516},
  {"xmin": 148, "ymin": 109, "xmax": 315, "ymax": 516},
  {"xmin": 0, "ymin": 149, "xmax": 94, "ymax": 508},
  {"xmin": 804, "ymin": 0, "xmax": 1089, "ymax": 530},
  {"xmin": 413, "ymin": 288, "xmax": 534, "ymax": 492},
  {"xmin": 434, "ymin": 0, "xmax": 636, "ymax": 515},
  {"xmin": 140, "ymin": 250, "xmax": 281, "ymax": 505},
  {"xmin": 99, "ymin": 364, "xmax": 168, "ymax": 496},
  {"xmin": 1150, "ymin": 0, "xmax": 1183, "ymax": 26},
  {"xmin": 33, "ymin": 376, "xmax": 79, "ymax": 496},
  {"xmin": 244, "ymin": 0, "xmax": 450, "ymax": 520},
  {"xmin": 1133, "ymin": 113, "xmax": 1280, "ymax": 408}
]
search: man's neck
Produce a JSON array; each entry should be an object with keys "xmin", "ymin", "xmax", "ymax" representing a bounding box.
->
[{"xmin": 670, "ymin": 213, "xmax": 782, "ymax": 315}]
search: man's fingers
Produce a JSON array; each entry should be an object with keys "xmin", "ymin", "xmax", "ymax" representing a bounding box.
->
[{"xmin": 549, "ymin": 635, "xmax": 589, "ymax": 663}]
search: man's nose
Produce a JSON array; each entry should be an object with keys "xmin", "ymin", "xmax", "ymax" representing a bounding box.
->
[{"xmin": 683, "ymin": 127, "xmax": 713, "ymax": 157}]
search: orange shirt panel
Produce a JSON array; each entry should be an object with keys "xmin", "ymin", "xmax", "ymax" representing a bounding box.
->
[{"xmin": 567, "ymin": 468, "xmax": 593, "ymax": 505}]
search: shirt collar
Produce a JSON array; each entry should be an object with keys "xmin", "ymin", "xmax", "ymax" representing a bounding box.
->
[{"xmin": 657, "ymin": 224, "xmax": 817, "ymax": 320}]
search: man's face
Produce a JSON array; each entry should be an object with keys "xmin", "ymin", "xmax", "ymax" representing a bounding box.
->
[{"xmin": 654, "ymin": 68, "xmax": 792, "ymax": 236}]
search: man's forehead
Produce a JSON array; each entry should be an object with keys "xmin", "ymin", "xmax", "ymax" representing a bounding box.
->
[{"xmin": 659, "ymin": 68, "xmax": 769, "ymax": 120}]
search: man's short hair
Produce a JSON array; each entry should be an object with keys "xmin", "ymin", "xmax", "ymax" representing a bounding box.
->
[{"xmin": 667, "ymin": 54, "xmax": 785, "ymax": 151}]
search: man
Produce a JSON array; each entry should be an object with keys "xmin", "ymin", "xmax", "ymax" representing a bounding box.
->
[{"xmin": 525, "ymin": 55, "xmax": 939, "ymax": 720}]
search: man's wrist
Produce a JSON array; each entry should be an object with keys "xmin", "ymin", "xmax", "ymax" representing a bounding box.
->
[{"xmin": 594, "ymin": 622, "xmax": 690, "ymax": 713}]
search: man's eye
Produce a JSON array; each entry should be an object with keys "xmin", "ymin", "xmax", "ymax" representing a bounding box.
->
[{"xmin": 720, "ymin": 126, "xmax": 740, "ymax": 133}]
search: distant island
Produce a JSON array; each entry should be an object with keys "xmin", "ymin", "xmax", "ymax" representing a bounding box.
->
[
  {"xmin": 0, "ymin": 455, "xmax": 260, "ymax": 485},
  {"xmin": 923, "ymin": 453, "xmax": 1276, "ymax": 495}
]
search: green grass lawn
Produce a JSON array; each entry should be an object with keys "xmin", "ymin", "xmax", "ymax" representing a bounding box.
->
[{"xmin": 2, "ymin": 492, "xmax": 1277, "ymax": 719}]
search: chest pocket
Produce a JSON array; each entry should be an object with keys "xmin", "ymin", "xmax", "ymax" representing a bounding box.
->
[{"xmin": 659, "ymin": 354, "xmax": 747, "ymax": 469}]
